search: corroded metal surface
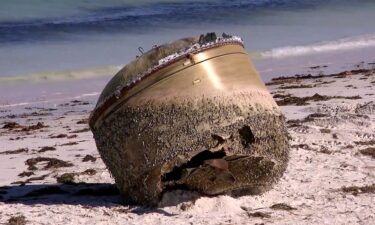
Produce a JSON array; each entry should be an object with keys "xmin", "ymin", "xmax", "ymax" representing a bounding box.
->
[{"xmin": 90, "ymin": 34, "xmax": 289, "ymax": 205}]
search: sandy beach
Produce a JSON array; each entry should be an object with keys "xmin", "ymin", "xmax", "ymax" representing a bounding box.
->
[
  {"xmin": 0, "ymin": 62, "xmax": 374, "ymax": 225},
  {"xmin": 1, "ymin": 0, "xmax": 375, "ymax": 224}
]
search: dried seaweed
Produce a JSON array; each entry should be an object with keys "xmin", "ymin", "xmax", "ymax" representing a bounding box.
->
[
  {"xmin": 359, "ymin": 147, "xmax": 375, "ymax": 159},
  {"xmin": 7, "ymin": 215, "xmax": 26, "ymax": 225},
  {"xmin": 0, "ymin": 148, "xmax": 28, "ymax": 155},
  {"xmin": 82, "ymin": 155, "xmax": 96, "ymax": 162},
  {"xmin": 275, "ymin": 93, "xmax": 361, "ymax": 106},
  {"xmin": 25, "ymin": 157, "xmax": 73, "ymax": 170},
  {"xmin": 341, "ymin": 184, "xmax": 375, "ymax": 196}
]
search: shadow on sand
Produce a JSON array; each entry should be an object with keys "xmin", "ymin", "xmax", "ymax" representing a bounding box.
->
[{"xmin": 0, "ymin": 183, "xmax": 181, "ymax": 216}]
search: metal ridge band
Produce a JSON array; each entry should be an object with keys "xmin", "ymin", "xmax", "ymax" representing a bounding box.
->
[{"xmin": 89, "ymin": 40, "xmax": 245, "ymax": 129}]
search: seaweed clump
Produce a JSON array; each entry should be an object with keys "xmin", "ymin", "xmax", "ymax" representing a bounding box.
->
[
  {"xmin": 7, "ymin": 215, "xmax": 27, "ymax": 225},
  {"xmin": 25, "ymin": 157, "xmax": 73, "ymax": 170}
]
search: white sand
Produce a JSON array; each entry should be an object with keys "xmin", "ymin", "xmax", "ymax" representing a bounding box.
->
[{"xmin": 0, "ymin": 67, "xmax": 374, "ymax": 225}]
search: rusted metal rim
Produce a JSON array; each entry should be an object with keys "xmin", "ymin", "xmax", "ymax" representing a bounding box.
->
[{"xmin": 89, "ymin": 39, "xmax": 245, "ymax": 129}]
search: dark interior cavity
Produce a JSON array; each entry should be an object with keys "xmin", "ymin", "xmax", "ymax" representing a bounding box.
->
[
  {"xmin": 162, "ymin": 150, "xmax": 226, "ymax": 183},
  {"xmin": 238, "ymin": 125, "xmax": 255, "ymax": 148}
]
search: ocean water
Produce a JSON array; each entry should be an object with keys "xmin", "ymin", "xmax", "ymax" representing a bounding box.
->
[{"xmin": 0, "ymin": 0, "xmax": 375, "ymax": 105}]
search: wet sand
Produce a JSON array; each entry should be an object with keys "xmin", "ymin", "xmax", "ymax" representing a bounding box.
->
[{"xmin": 0, "ymin": 64, "xmax": 374, "ymax": 224}]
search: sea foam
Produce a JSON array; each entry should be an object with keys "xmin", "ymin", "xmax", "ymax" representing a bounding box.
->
[{"xmin": 260, "ymin": 34, "xmax": 375, "ymax": 59}]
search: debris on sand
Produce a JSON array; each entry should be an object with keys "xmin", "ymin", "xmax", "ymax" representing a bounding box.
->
[
  {"xmin": 24, "ymin": 175, "xmax": 48, "ymax": 183},
  {"xmin": 81, "ymin": 169, "xmax": 97, "ymax": 176},
  {"xmin": 291, "ymin": 144, "xmax": 312, "ymax": 150},
  {"xmin": 2, "ymin": 122, "xmax": 21, "ymax": 129},
  {"xmin": 9, "ymin": 137, "xmax": 24, "ymax": 141},
  {"xmin": 246, "ymin": 211, "xmax": 271, "ymax": 218},
  {"xmin": 37, "ymin": 146, "xmax": 56, "ymax": 153},
  {"xmin": 7, "ymin": 215, "xmax": 27, "ymax": 225},
  {"xmin": 56, "ymin": 169, "xmax": 97, "ymax": 184},
  {"xmin": 341, "ymin": 184, "xmax": 375, "ymax": 196},
  {"xmin": 2, "ymin": 122, "xmax": 48, "ymax": 132},
  {"xmin": 287, "ymin": 113, "xmax": 329, "ymax": 127},
  {"xmin": 279, "ymin": 84, "xmax": 313, "ymax": 89},
  {"xmin": 70, "ymin": 128, "xmax": 90, "ymax": 133},
  {"xmin": 354, "ymin": 140, "xmax": 375, "ymax": 146},
  {"xmin": 49, "ymin": 134, "xmax": 68, "ymax": 138},
  {"xmin": 12, "ymin": 172, "xmax": 48, "ymax": 185},
  {"xmin": 21, "ymin": 122, "xmax": 48, "ymax": 132},
  {"xmin": 12, "ymin": 175, "xmax": 49, "ymax": 185},
  {"xmin": 4, "ymin": 112, "xmax": 53, "ymax": 119},
  {"xmin": 319, "ymin": 146, "xmax": 332, "ymax": 154},
  {"xmin": 56, "ymin": 173, "xmax": 76, "ymax": 184},
  {"xmin": 320, "ymin": 128, "xmax": 331, "ymax": 134},
  {"xmin": 274, "ymin": 93, "xmax": 361, "ymax": 106},
  {"xmin": 70, "ymin": 100, "xmax": 90, "ymax": 106},
  {"xmin": 0, "ymin": 148, "xmax": 28, "ymax": 155},
  {"xmin": 179, "ymin": 202, "xmax": 193, "ymax": 211},
  {"xmin": 270, "ymin": 203, "xmax": 297, "ymax": 211},
  {"xmin": 76, "ymin": 118, "xmax": 89, "ymax": 124},
  {"xmin": 240, "ymin": 206, "xmax": 252, "ymax": 212},
  {"xmin": 359, "ymin": 147, "xmax": 375, "ymax": 159},
  {"xmin": 18, "ymin": 171, "xmax": 34, "ymax": 177},
  {"xmin": 310, "ymin": 65, "xmax": 328, "ymax": 69},
  {"xmin": 25, "ymin": 157, "xmax": 73, "ymax": 170},
  {"xmin": 266, "ymin": 68, "xmax": 375, "ymax": 86},
  {"xmin": 82, "ymin": 155, "xmax": 96, "ymax": 162},
  {"xmin": 67, "ymin": 134, "xmax": 78, "ymax": 139},
  {"xmin": 60, "ymin": 141, "xmax": 78, "ymax": 146}
]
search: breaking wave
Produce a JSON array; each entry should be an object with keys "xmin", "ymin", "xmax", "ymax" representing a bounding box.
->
[{"xmin": 260, "ymin": 34, "xmax": 375, "ymax": 59}]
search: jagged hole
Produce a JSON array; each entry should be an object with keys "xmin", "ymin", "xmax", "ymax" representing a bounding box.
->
[
  {"xmin": 238, "ymin": 125, "xmax": 255, "ymax": 148},
  {"xmin": 162, "ymin": 150, "xmax": 226, "ymax": 183}
]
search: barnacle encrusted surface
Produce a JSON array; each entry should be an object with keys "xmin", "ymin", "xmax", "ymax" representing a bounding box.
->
[
  {"xmin": 90, "ymin": 34, "xmax": 290, "ymax": 205},
  {"xmin": 93, "ymin": 92, "xmax": 289, "ymax": 205}
]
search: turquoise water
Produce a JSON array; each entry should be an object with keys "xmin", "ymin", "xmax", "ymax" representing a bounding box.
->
[{"xmin": 0, "ymin": 0, "xmax": 374, "ymax": 104}]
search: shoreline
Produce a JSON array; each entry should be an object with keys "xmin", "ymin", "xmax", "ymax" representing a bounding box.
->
[{"xmin": 1, "ymin": 46, "xmax": 375, "ymax": 107}]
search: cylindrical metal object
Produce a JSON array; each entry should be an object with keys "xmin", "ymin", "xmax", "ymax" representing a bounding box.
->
[{"xmin": 90, "ymin": 34, "xmax": 289, "ymax": 205}]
